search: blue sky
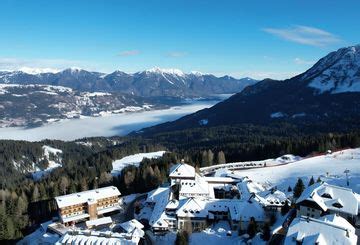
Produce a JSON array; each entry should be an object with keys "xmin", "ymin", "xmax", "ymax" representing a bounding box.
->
[{"xmin": 0, "ymin": 0, "xmax": 359, "ymax": 79}]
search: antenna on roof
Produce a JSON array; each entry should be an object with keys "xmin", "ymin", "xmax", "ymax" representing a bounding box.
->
[{"xmin": 344, "ymin": 169, "xmax": 350, "ymax": 186}]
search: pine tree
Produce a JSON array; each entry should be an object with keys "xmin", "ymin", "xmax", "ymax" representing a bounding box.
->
[
  {"xmin": 293, "ymin": 178, "xmax": 305, "ymax": 198},
  {"xmin": 308, "ymin": 176, "xmax": 315, "ymax": 186},
  {"xmin": 262, "ymin": 222, "xmax": 271, "ymax": 241},
  {"xmin": 175, "ymin": 231, "xmax": 189, "ymax": 245},
  {"xmin": 247, "ymin": 217, "xmax": 258, "ymax": 238},
  {"xmin": 80, "ymin": 178, "xmax": 88, "ymax": 191},
  {"xmin": 59, "ymin": 176, "xmax": 69, "ymax": 195},
  {"xmin": 5, "ymin": 217, "xmax": 15, "ymax": 240},
  {"xmin": 281, "ymin": 200, "xmax": 290, "ymax": 216},
  {"xmin": 0, "ymin": 205, "xmax": 7, "ymax": 239},
  {"xmin": 207, "ymin": 150, "xmax": 214, "ymax": 166},
  {"xmin": 287, "ymin": 186, "xmax": 292, "ymax": 192},
  {"xmin": 31, "ymin": 185, "xmax": 40, "ymax": 202},
  {"xmin": 316, "ymin": 176, "xmax": 322, "ymax": 183},
  {"xmin": 217, "ymin": 151, "xmax": 226, "ymax": 164}
]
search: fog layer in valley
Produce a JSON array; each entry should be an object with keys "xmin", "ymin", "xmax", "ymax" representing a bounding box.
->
[{"xmin": 0, "ymin": 101, "xmax": 217, "ymax": 141}]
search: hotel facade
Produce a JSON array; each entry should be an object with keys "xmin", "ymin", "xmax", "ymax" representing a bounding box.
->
[{"xmin": 55, "ymin": 186, "xmax": 121, "ymax": 225}]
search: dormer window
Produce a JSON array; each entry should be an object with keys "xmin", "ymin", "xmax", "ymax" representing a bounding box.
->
[
  {"xmin": 321, "ymin": 193, "xmax": 332, "ymax": 199},
  {"xmin": 332, "ymin": 202, "xmax": 343, "ymax": 208}
]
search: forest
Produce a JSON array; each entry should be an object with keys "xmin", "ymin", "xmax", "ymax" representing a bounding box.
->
[{"xmin": 1, "ymin": 123, "xmax": 360, "ymax": 243}]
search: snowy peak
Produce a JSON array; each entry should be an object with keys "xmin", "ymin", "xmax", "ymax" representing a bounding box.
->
[
  {"xmin": 18, "ymin": 67, "xmax": 60, "ymax": 75},
  {"xmin": 144, "ymin": 67, "xmax": 185, "ymax": 77},
  {"xmin": 303, "ymin": 44, "xmax": 360, "ymax": 94}
]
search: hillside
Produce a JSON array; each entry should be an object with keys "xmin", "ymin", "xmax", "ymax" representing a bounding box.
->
[
  {"xmin": 0, "ymin": 68, "xmax": 257, "ymax": 98},
  {"xmin": 0, "ymin": 84, "xmax": 170, "ymax": 128},
  {"xmin": 139, "ymin": 45, "xmax": 360, "ymax": 135}
]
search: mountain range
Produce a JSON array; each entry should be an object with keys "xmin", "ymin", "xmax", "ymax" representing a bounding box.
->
[
  {"xmin": 0, "ymin": 67, "xmax": 258, "ymax": 98},
  {"xmin": 139, "ymin": 44, "xmax": 360, "ymax": 134}
]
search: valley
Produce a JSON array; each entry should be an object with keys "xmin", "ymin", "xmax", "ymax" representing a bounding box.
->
[{"xmin": 0, "ymin": 99, "xmax": 220, "ymax": 141}]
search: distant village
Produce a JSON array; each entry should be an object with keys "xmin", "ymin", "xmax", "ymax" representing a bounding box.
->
[{"xmin": 26, "ymin": 160, "xmax": 359, "ymax": 244}]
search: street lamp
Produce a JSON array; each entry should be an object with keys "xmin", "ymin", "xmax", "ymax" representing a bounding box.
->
[{"xmin": 344, "ymin": 169, "xmax": 350, "ymax": 187}]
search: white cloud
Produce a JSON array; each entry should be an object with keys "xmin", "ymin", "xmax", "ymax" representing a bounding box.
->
[
  {"xmin": 263, "ymin": 25, "xmax": 341, "ymax": 47},
  {"xmin": 294, "ymin": 57, "xmax": 316, "ymax": 65},
  {"xmin": 118, "ymin": 50, "xmax": 140, "ymax": 57},
  {"xmin": 166, "ymin": 51, "xmax": 188, "ymax": 57}
]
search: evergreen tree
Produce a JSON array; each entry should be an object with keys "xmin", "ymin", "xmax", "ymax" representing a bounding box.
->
[
  {"xmin": 59, "ymin": 176, "xmax": 69, "ymax": 195},
  {"xmin": 80, "ymin": 178, "xmax": 88, "ymax": 191},
  {"xmin": 217, "ymin": 151, "xmax": 226, "ymax": 164},
  {"xmin": 262, "ymin": 222, "xmax": 271, "ymax": 241},
  {"xmin": 316, "ymin": 176, "xmax": 322, "ymax": 183},
  {"xmin": 175, "ymin": 231, "xmax": 189, "ymax": 245},
  {"xmin": 308, "ymin": 176, "xmax": 315, "ymax": 186},
  {"xmin": 287, "ymin": 186, "xmax": 292, "ymax": 192},
  {"xmin": 0, "ymin": 205, "xmax": 7, "ymax": 239},
  {"xmin": 281, "ymin": 200, "xmax": 290, "ymax": 216},
  {"xmin": 31, "ymin": 185, "xmax": 40, "ymax": 203},
  {"xmin": 247, "ymin": 217, "xmax": 258, "ymax": 238},
  {"xmin": 293, "ymin": 178, "xmax": 305, "ymax": 198}
]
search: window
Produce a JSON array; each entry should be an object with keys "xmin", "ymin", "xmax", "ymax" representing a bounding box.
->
[
  {"xmin": 332, "ymin": 203, "xmax": 343, "ymax": 208},
  {"xmin": 321, "ymin": 193, "xmax": 332, "ymax": 199}
]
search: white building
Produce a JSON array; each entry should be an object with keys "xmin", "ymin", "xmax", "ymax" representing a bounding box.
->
[
  {"xmin": 55, "ymin": 186, "xmax": 121, "ymax": 225},
  {"xmin": 296, "ymin": 183, "xmax": 358, "ymax": 222},
  {"xmin": 169, "ymin": 162, "xmax": 196, "ymax": 185},
  {"xmin": 285, "ymin": 214, "xmax": 357, "ymax": 245}
]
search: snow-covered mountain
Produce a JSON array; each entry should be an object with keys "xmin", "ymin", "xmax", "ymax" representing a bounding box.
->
[
  {"xmin": 0, "ymin": 84, "xmax": 167, "ymax": 128},
  {"xmin": 0, "ymin": 68, "xmax": 258, "ymax": 98},
  {"xmin": 303, "ymin": 44, "xmax": 360, "ymax": 94},
  {"xmin": 139, "ymin": 44, "xmax": 360, "ymax": 134}
]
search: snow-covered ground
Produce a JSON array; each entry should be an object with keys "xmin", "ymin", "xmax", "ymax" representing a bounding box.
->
[
  {"xmin": 19, "ymin": 221, "xmax": 60, "ymax": 245},
  {"xmin": 230, "ymin": 148, "xmax": 360, "ymax": 194},
  {"xmin": 203, "ymin": 154, "xmax": 301, "ymax": 175},
  {"xmin": 111, "ymin": 151, "xmax": 166, "ymax": 175},
  {"xmin": 32, "ymin": 145, "xmax": 63, "ymax": 180},
  {"xmin": 151, "ymin": 221, "xmax": 245, "ymax": 245}
]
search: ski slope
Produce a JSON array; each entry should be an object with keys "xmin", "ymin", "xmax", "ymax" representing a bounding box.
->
[
  {"xmin": 111, "ymin": 151, "xmax": 166, "ymax": 175},
  {"xmin": 231, "ymin": 148, "xmax": 360, "ymax": 194}
]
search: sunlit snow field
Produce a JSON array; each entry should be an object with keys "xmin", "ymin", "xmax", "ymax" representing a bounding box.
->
[{"xmin": 232, "ymin": 148, "xmax": 360, "ymax": 193}]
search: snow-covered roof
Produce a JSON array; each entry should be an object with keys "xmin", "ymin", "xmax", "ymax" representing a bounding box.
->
[
  {"xmin": 204, "ymin": 176, "xmax": 238, "ymax": 183},
  {"xmin": 179, "ymin": 176, "xmax": 210, "ymax": 197},
  {"xmin": 55, "ymin": 230, "xmax": 139, "ymax": 245},
  {"xmin": 176, "ymin": 198, "xmax": 208, "ymax": 218},
  {"xmin": 120, "ymin": 219, "xmax": 144, "ymax": 234},
  {"xmin": 146, "ymin": 187, "xmax": 169, "ymax": 203},
  {"xmin": 257, "ymin": 189, "xmax": 289, "ymax": 207},
  {"xmin": 148, "ymin": 187, "xmax": 171, "ymax": 228},
  {"xmin": 228, "ymin": 200, "xmax": 266, "ymax": 222},
  {"xmin": 169, "ymin": 163, "xmax": 195, "ymax": 179},
  {"xmin": 55, "ymin": 186, "xmax": 121, "ymax": 209},
  {"xmin": 296, "ymin": 182, "xmax": 358, "ymax": 215},
  {"xmin": 166, "ymin": 199, "xmax": 179, "ymax": 210},
  {"xmin": 85, "ymin": 217, "xmax": 112, "ymax": 227},
  {"xmin": 285, "ymin": 214, "xmax": 357, "ymax": 245}
]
